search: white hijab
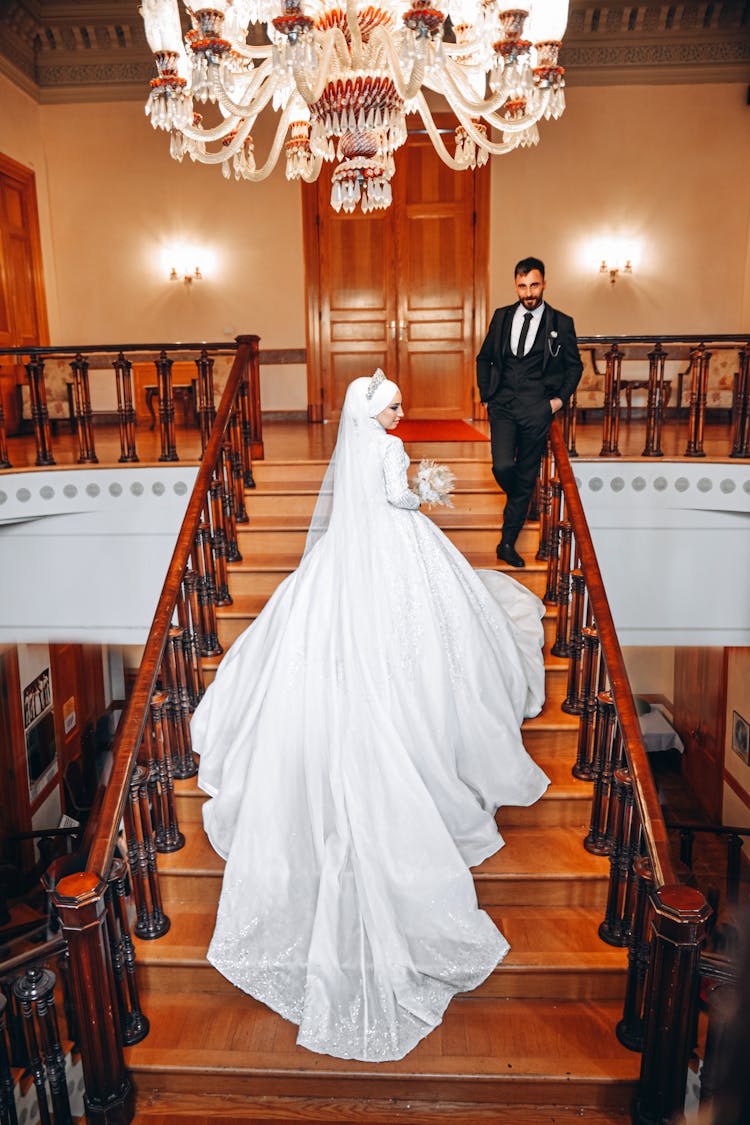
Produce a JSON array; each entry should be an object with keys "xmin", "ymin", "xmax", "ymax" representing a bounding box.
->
[{"xmin": 304, "ymin": 372, "xmax": 401, "ymax": 556}]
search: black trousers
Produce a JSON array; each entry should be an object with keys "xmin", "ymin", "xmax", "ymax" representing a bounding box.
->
[{"xmin": 488, "ymin": 399, "xmax": 551, "ymax": 545}]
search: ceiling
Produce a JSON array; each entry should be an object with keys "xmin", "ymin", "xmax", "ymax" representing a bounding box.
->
[{"xmin": 0, "ymin": 0, "xmax": 748, "ymax": 102}]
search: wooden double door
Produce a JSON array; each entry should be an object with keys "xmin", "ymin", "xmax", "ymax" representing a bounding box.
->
[
  {"xmin": 0, "ymin": 152, "xmax": 49, "ymax": 432},
  {"xmin": 302, "ymin": 122, "xmax": 489, "ymax": 420}
]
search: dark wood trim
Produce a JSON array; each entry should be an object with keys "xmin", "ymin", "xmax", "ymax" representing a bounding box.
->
[{"xmin": 300, "ymin": 180, "xmax": 323, "ymax": 421}]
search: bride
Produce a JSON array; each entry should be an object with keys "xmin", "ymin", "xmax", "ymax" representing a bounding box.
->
[{"xmin": 191, "ymin": 370, "xmax": 550, "ymax": 1062}]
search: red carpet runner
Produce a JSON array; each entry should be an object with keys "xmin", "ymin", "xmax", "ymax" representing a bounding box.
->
[{"xmin": 394, "ymin": 420, "xmax": 489, "ymax": 442}]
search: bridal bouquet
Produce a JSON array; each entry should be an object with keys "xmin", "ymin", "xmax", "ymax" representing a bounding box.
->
[{"xmin": 413, "ymin": 459, "xmax": 456, "ymax": 508}]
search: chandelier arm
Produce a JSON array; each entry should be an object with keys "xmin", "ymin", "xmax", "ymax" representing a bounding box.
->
[
  {"xmin": 413, "ymin": 94, "xmax": 466, "ymax": 171},
  {"xmin": 299, "ymin": 153, "xmax": 324, "ymax": 183},
  {"xmin": 368, "ymin": 27, "xmax": 426, "ymax": 102},
  {"xmin": 181, "ymin": 116, "xmax": 239, "ymax": 143},
  {"xmin": 431, "ymin": 64, "xmax": 513, "ymax": 118},
  {"xmin": 450, "ymin": 106, "xmax": 520, "ymax": 155},
  {"xmin": 484, "ymin": 88, "xmax": 552, "ymax": 134},
  {"xmin": 291, "ymin": 29, "xmax": 350, "ymax": 105},
  {"xmin": 214, "ymin": 58, "xmax": 275, "ymax": 120},
  {"xmin": 234, "ymin": 107, "xmax": 297, "ymax": 180}
]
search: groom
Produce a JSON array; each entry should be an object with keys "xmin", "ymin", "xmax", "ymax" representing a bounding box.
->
[{"xmin": 476, "ymin": 256, "xmax": 582, "ymax": 568}]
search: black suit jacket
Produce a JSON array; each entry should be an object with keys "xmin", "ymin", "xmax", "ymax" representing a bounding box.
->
[{"xmin": 476, "ymin": 302, "xmax": 583, "ymax": 406}]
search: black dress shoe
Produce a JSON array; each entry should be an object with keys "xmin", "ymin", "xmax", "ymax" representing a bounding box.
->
[{"xmin": 496, "ymin": 542, "xmax": 526, "ymax": 568}]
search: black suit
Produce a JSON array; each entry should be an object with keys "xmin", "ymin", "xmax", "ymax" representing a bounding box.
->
[{"xmin": 476, "ymin": 301, "xmax": 582, "ymax": 546}]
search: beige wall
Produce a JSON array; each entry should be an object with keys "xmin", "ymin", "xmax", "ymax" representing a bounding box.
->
[
  {"xmin": 622, "ymin": 646, "xmax": 675, "ymax": 704},
  {"xmin": 723, "ymin": 648, "xmax": 750, "ymax": 829},
  {"xmin": 487, "ymin": 83, "xmax": 750, "ymax": 335},
  {"xmin": 2, "ymin": 76, "xmax": 750, "ymax": 408}
]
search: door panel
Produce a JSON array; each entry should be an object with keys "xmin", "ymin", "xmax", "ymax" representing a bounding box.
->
[
  {"xmin": 674, "ymin": 647, "xmax": 726, "ymax": 823},
  {"xmin": 304, "ymin": 122, "xmax": 487, "ymax": 419}
]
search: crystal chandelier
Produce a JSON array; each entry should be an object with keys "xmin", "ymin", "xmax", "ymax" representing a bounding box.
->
[{"xmin": 140, "ymin": 0, "xmax": 569, "ymax": 214}]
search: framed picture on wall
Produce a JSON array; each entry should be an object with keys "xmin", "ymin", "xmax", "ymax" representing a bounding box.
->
[
  {"xmin": 23, "ymin": 667, "xmax": 52, "ymax": 729},
  {"xmin": 732, "ymin": 711, "xmax": 749, "ymax": 765}
]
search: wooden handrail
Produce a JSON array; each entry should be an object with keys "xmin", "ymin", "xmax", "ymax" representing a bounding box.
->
[
  {"xmin": 0, "ymin": 936, "xmax": 66, "ymax": 979},
  {"xmin": 548, "ymin": 421, "xmax": 675, "ymax": 890},
  {"xmin": 86, "ymin": 335, "xmax": 257, "ymax": 884}
]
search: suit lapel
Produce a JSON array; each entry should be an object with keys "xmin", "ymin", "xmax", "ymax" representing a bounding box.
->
[
  {"xmin": 500, "ymin": 304, "xmax": 517, "ymax": 359},
  {"xmin": 540, "ymin": 304, "xmax": 551, "ymax": 372}
]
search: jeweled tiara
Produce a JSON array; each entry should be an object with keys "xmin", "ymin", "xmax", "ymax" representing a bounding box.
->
[{"xmin": 365, "ymin": 368, "xmax": 386, "ymax": 401}]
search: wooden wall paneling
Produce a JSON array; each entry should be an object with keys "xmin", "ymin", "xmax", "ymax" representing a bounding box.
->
[
  {"xmin": 673, "ymin": 647, "xmax": 727, "ymax": 823},
  {"xmin": 301, "ymin": 180, "xmax": 324, "ymax": 421},
  {"xmin": 0, "ymin": 647, "xmax": 31, "ymax": 856}
]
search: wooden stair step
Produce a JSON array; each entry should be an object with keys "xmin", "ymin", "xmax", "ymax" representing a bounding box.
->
[
  {"xmin": 156, "ymin": 826, "xmax": 609, "ymax": 912},
  {"xmin": 174, "ymin": 753, "xmax": 591, "ymax": 830},
  {"xmin": 245, "ymin": 488, "xmax": 505, "ymax": 518},
  {"xmin": 125, "ymin": 991, "xmax": 638, "ymax": 1109},
  {"xmin": 249, "ymin": 458, "xmax": 498, "ymax": 488},
  {"xmin": 135, "ymin": 903, "xmax": 626, "ymax": 1002},
  {"xmin": 235, "ymin": 521, "xmax": 540, "ymax": 557},
  {"xmin": 133, "ymin": 1094, "xmax": 632, "ymax": 1124}
]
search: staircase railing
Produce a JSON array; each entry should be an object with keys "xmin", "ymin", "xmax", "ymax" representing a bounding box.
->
[
  {"xmin": 668, "ymin": 822, "xmax": 750, "ymax": 908},
  {"xmin": 544, "ymin": 420, "xmax": 713, "ymax": 1125},
  {"xmin": 36, "ymin": 334, "xmax": 260, "ymax": 1123},
  {"xmin": 0, "ymin": 337, "xmax": 263, "ymax": 468}
]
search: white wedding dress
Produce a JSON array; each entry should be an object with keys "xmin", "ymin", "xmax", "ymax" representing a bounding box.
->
[{"xmin": 191, "ymin": 375, "xmax": 549, "ymax": 1063}]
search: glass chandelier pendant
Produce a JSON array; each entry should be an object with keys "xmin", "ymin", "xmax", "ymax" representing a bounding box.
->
[{"xmin": 140, "ymin": 0, "xmax": 570, "ymax": 214}]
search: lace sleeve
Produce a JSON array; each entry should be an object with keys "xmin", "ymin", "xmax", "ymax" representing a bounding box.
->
[{"xmin": 383, "ymin": 439, "xmax": 420, "ymax": 509}]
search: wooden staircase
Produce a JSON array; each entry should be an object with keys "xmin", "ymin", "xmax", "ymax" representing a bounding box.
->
[{"xmin": 126, "ymin": 455, "xmax": 641, "ymax": 1123}]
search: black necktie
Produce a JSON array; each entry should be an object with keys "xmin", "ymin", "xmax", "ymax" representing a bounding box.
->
[{"xmin": 516, "ymin": 312, "xmax": 533, "ymax": 357}]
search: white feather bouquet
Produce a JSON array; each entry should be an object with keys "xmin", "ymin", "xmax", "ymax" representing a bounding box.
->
[{"xmin": 413, "ymin": 459, "xmax": 456, "ymax": 508}]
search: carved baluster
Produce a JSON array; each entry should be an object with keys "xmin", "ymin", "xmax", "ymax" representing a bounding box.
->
[
  {"xmin": 584, "ymin": 691, "xmax": 617, "ymax": 854},
  {"xmin": 543, "ymin": 479, "xmax": 562, "ymax": 602},
  {"xmin": 229, "ymin": 410, "xmax": 249, "ymax": 524},
  {"xmin": 572, "ymin": 626, "xmax": 600, "ymax": 780},
  {"xmin": 730, "ymin": 344, "xmax": 750, "ymax": 458},
  {"xmin": 219, "ymin": 443, "xmax": 242, "ymax": 564},
  {"xmin": 25, "ymin": 357, "xmax": 55, "ymax": 466},
  {"xmin": 551, "ymin": 523, "xmax": 572, "ymax": 656},
  {"xmin": 562, "ymin": 569, "xmax": 586, "ymax": 714},
  {"xmin": 0, "ymin": 394, "xmax": 11, "ymax": 469},
  {"xmin": 599, "ymin": 343, "xmax": 623, "ymax": 457},
  {"xmin": 209, "ymin": 479, "xmax": 232, "ymax": 606},
  {"xmin": 642, "ymin": 342, "xmax": 666, "ymax": 457},
  {"xmin": 178, "ymin": 576, "xmax": 204, "ymax": 707},
  {"xmin": 105, "ymin": 857, "xmax": 150, "ymax": 1046},
  {"xmin": 535, "ymin": 442, "xmax": 553, "ymax": 562},
  {"xmin": 69, "ymin": 353, "xmax": 98, "ymax": 463},
  {"xmin": 236, "ymin": 333, "xmax": 262, "ymax": 484},
  {"xmin": 195, "ymin": 348, "xmax": 217, "ymax": 454},
  {"xmin": 616, "ymin": 854, "xmax": 654, "ymax": 1052},
  {"xmin": 194, "ymin": 522, "xmax": 223, "ymax": 657},
  {"xmin": 603, "ymin": 726, "xmax": 626, "ymax": 853},
  {"xmin": 149, "ymin": 690, "xmax": 187, "ymax": 845},
  {"xmin": 636, "ymin": 888, "xmax": 712, "ymax": 1125},
  {"xmin": 155, "ymin": 350, "xmax": 178, "ymax": 461},
  {"xmin": 163, "ymin": 632, "xmax": 197, "ymax": 781},
  {"xmin": 13, "ymin": 965, "xmax": 72, "ymax": 1125},
  {"xmin": 0, "ymin": 994, "xmax": 19, "ymax": 1125},
  {"xmin": 125, "ymin": 764, "xmax": 170, "ymax": 940},
  {"xmin": 565, "ymin": 393, "xmax": 578, "ymax": 457},
  {"xmin": 684, "ymin": 343, "xmax": 710, "ymax": 457},
  {"xmin": 113, "ymin": 351, "xmax": 139, "ymax": 462},
  {"xmin": 599, "ymin": 767, "xmax": 637, "ymax": 947}
]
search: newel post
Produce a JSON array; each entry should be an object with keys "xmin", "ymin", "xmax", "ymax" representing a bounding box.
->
[
  {"xmin": 53, "ymin": 871, "xmax": 134, "ymax": 1123},
  {"xmin": 635, "ymin": 884, "xmax": 712, "ymax": 1125}
]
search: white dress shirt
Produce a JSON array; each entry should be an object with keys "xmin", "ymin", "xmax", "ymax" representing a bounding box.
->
[{"xmin": 510, "ymin": 301, "xmax": 545, "ymax": 357}]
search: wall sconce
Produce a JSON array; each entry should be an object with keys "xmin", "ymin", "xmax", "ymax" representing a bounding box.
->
[
  {"xmin": 169, "ymin": 264, "xmax": 203, "ymax": 285},
  {"xmin": 162, "ymin": 245, "xmax": 211, "ymax": 286},
  {"xmin": 600, "ymin": 258, "xmax": 632, "ymax": 286}
]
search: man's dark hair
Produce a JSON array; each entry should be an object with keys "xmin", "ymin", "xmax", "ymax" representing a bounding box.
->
[{"xmin": 514, "ymin": 257, "xmax": 545, "ymax": 278}]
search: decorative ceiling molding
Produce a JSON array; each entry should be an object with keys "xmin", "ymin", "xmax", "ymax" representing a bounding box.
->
[{"xmin": 0, "ymin": 0, "xmax": 747, "ymax": 102}]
